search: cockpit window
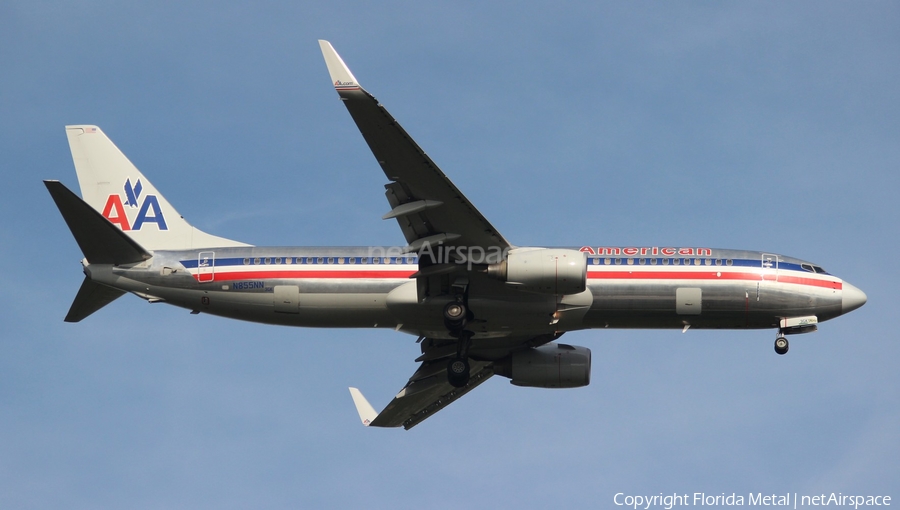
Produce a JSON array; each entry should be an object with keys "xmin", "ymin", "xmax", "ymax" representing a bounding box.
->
[{"xmin": 801, "ymin": 263, "xmax": 829, "ymax": 274}]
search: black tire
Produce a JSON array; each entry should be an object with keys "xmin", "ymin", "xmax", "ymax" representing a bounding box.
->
[
  {"xmin": 447, "ymin": 357, "xmax": 470, "ymax": 387},
  {"xmin": 774, "ymin": 336, "xmax": 789, "ymax": 355},
  {"xmin": 444, "ymin": 302, "xmax": 467, "ymax": 330},
  {"xmin": 444, "ymin": 302, "xmax": 466, "ymax": 321}
]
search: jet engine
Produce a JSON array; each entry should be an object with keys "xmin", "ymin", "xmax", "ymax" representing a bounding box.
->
[
  {"xmin": 487, "ymin": 248, "xmax": 587, "ymax": 295},
  {"xmin": 493, "ymin": 343, "xmax": 591, "ymax": 388}
]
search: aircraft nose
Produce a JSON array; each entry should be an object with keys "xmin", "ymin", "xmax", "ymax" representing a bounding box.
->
[{"xmin": 842, "ymin": 281, "xmax": 867, "ymax": 314}]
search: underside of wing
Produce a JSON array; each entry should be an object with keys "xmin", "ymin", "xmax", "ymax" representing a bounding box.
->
[
  {"xmin": 318, "ymin": 40, "xmax": 510, "ymax": 253},
  {"xmin": 361, "ymin": 357, "xmax": 494, "ymax": 430},
  {"xmin": 347, "ymin": 332, "xmax": 578, "ymax": 429}
]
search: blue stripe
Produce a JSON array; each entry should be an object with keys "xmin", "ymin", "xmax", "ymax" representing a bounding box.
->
[{"xmin": 179, "ymin": 254, "xmax": 828, "ymax": 276}]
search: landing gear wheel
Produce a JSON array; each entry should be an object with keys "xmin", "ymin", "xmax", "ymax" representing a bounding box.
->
[
  {"xmin": 774, "ymin": 336, "xmax": 789, "ymax": 355},
  {"xmin": 443, "ymin": 302, "xmax": 467, "ymax": 331},
  {"xmin": 447, "ymin": 357, "xmax": 470, "ymax": 387}
]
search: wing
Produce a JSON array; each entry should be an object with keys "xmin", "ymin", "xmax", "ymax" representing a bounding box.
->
[
  {"xmin": 347, "ymin": 332, "xmax": 563, "ymax": 429},
  {"xmin": 350, "ymin": 355, "xmax": 494, "ymax": 430},
  {"xmin": 318, "ymin": 40, "xmax": 510, "ymax": 253}
]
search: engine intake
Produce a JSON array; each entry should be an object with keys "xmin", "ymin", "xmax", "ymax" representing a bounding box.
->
[
  {"xmin": 494, "ymin": 343, "xmax": 591, "ymax": 388},
  {"xmin": 487, "ymin": 248, "xmax": 587, "ymax": 295}
]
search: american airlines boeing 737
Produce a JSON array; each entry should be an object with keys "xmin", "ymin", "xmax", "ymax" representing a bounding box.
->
[{"xmin": 45, "ymin": 41, "xmax": 867, "ymax": 429}]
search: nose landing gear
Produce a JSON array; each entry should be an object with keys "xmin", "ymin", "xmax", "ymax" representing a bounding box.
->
[
  {"xmin": 774, "ymin": 335, "xmax": 789, "ymax": 355},
  {"xmin": 773, "ymin": 316, "xmax": 817, "ymax": 355}
]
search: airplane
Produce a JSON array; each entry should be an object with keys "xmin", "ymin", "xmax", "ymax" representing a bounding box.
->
[{"xmin": 45, "ymin": 40, "xmax": 867, "ymax": 430}]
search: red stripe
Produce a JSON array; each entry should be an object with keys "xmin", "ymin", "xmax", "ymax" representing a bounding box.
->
[
  {"xmin": 194, "ymin": 270, "xmax": 414, "ymax": 281},
  {"xmin": 586, "ymin": 270, "xmax": 841, "ymax": 289},
  {"xmin": 193, "ymin": 269, "xmax": 842, "ymax": 290},
  {"xmin": 777, "ymin": 275, "xmax": 842, "ymax": 289}
]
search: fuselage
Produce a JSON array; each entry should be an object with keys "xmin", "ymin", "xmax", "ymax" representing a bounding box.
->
[{"xmin": 85, "ymin": 244, "xmax": 865, "ymax": 345}]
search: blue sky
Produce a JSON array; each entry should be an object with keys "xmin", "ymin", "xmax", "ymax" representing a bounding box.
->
[{"xmin": 1, "ymin": 2, "xmax": 897, "ymax": 508}]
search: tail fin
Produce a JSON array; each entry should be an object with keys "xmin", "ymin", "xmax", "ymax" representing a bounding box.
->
[{"xmin": 65, "ymin": 125, "xmax": 249, "ymax": 251}]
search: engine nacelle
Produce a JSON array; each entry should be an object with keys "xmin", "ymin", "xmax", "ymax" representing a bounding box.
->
[
  {"xmin": 493, "ymin": 343, "xmax": 591, "ymax": 388},
  {"xmin": 487, "ymin": 248, "xmax": 587, "ymax": 295}
]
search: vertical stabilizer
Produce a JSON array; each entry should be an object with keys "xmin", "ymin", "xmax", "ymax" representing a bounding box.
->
[{"xmin": 65, "ymin": 125, "xmax": 249, "ymax": 251}]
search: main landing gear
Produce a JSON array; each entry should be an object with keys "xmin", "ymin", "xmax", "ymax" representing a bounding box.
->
[
  {"xmin": 774, "ymin": 335, "xmax": 789, "ymax": 355},
  {"xmin": 444, "ymin": 300, "xmax": 472, "ymax": 388}
]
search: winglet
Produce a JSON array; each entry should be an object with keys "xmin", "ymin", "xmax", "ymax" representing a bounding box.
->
[
  {"xmin": 348, "ymin": 387, "xmax": 378, "ymax": 427},
  {"xmin": 318, "ymin": 40, "xmax": 361, "ymax": 91}
]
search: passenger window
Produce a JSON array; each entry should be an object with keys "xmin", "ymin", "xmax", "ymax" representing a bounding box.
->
[
  {"xmin": 662, "ymin": 258, "xmax": 669, "ymax": 265},
  {"xmin": 726, "ymin": 259, "xmax": 733, "ymax": 266},
  {"xmin": 604, "ymin": 258, "xmax": 611, "ymax": 265},
  {"xmin": 253, "ymin": 258, "xmax": 260, "ymax": 265},
  {"xmin": 592, "ymin": 258, "xmax": 599, "ymax": 265},
  {"xmin": 704, "ymin": 258, "xmax": 712, "ymax": 266},
  {"xmin": 243, "ymin": 258, "xmax": 250, "ymax": 265},
  {"xmin": 627, "ymin": 258, "xmax": 634, "ymax": 265},
  {"xmin": 650, "ymin": 258, "xmax": 658, "ymax": 265}
]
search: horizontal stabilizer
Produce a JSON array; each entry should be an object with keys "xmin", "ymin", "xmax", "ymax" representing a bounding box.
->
[
  {"xmin": 65, "ymin": 276, "xmax": 126, "ymax": 322},
  {"xmin": 45, "ymin": 180, "xmax": 151, "ymax": 264}
]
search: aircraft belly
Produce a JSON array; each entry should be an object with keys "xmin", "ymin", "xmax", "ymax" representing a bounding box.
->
[
  {"xmin": 584, "ymin": 279, "xmax": 842, "ymax": 329},
  {"xmin": 116, "ymin": 276, "xmax": 399, "ymax": 328}
]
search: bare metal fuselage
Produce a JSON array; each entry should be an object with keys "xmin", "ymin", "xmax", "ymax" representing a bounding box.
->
[{"xmin": 86, "ymin": 245, "xmax": 854, "ymax": 359}]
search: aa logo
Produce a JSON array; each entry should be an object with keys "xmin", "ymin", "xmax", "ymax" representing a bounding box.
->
[{"xmin": 101, "ymin": 178, "xmax": 168, "ymax": 231}]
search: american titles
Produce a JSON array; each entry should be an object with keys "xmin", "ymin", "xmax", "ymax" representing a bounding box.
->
[{"xmin": 581, "ymin": 246, "xmax": 712, "ymax": 257}]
